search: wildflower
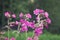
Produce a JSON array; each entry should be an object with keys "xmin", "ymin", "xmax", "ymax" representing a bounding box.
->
[
  {"xmin": 15, "ymin": 21, "xmax": 19, "ymax": 25},
  {"xmin": 4, "ymin": 12, "xmax": 11, "ymax": 18},
  {"xmin": 20, "ymin": 19, "xmax": 25, "ymax": 24},
  {"xmin": 10, "ymin": 37, "xmax": 16, "ymax": 40},
  {"xmin": 19, "ymin": 12, "xmax": 24, "ymax": 17},
  {"xmin": 39, "ymin": 9, "xmax": 44, "ymax": 13},
  {"xmin": 25, "ymin": 13, "xmax": 32, "ymax": 18},
  {"xmin": 33, "ymin": 9, "xmax": 44, "ymax": 15},
  {"xmin": 46, "ymin": 18, "xmax": 51, "ymax": 24},
  {"xmin": 44, "ymin": 12, "xmax": 49, "ymax": 18},
  {"xmin": 20, "ymin": 19, "xmax": 29, "ymax": 26},
  {"xmin": 21, "ymin": 26, "xmax": 28, "ymax": 32},
  {"xmin": 34, "ymin": 27, "xmax": 43, "ymax": 36},
  {"xmin": 33, "ymin": 9, "xmax": 40, "ymax": 15},
  {"xmin": 21, "ymin": 23, "xmax": 28, "ymax": 32},
  {"xmin": 22, "ymin": 23, "xmax": 27, "ymax": 27},
  {"xmin": 5, "ymin": 37, "xmax": 8, "ymax": 40},
  {"xmin": 27, "ymin": 37, "xmax": 33, "ymax": 40},
  {"xmin": 12, "ymin": 14, "xmax": 16, "ymax": 18},
  {"xmin": 33, "ymin": 36, "xmax": 38, "ymax": 40},
  {"xmin": 28, "ymin": 22, "xmax": 35, "ymax": 29}
]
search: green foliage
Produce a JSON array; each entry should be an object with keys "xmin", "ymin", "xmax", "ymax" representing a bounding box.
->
[{"xmin": 4, "ymin": 31, "xmax": 60, "ymax": 40}]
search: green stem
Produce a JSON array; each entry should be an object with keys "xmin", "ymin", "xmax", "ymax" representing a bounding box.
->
[
  {"xmin": 8, "ymin": 18, "xmax": 9, "ymax": 40},
  {"xmin": 8, "ymin": 29, "xmax": 9, "ymax": 40},
  {"xmin": 32, "ymin": 31, "xmax": 34, "ymax": 37},
  {"xmin": 26, "ymin": 31, "xmax": 27, "ymax": 40},
  {"xmin": 15, "ymin": 22, "xmax": 21, "ymax": 39},
  {"xmin": 17, "ymin": 23, "xmax": 21, "ymax": 31},
  {"xmin": 15, "ymin": 32, "xmax": 19, "ymax": 40}
]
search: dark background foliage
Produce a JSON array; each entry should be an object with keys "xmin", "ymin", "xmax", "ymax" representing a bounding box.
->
[{"xmin": 0, "ymin": 0, "xmax": 60, "ymax": 34}]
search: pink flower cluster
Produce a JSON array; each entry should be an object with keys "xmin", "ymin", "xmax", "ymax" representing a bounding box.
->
[
  {"xmin": 4, "ymin": 12, "xmax": 16, "ymax": 18},
  {"xmin": 27, "ymin": 36, "xmax": 38, "ymax": 40},
  {"xmin": 34, "ymin": 27, "xmax": 43, "ymax": 36},
  {"xmin": 34, "ymin": 9, "xmax": 51, "ymax": 24},
  {"xmin": 4, "ymin": 9, "xmax": 51, "ymax": 40},
  {"xmin": 33, "ymin": 9, "xmax": 44, "ymax": 15}
]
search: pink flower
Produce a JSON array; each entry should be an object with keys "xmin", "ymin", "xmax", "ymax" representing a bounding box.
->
[
  {"xmin": 44, "ymin": 12, "xmax": 49, "ymax": 18},
  {"xmin": 24, "ymin": 21, "xmax": 30, "ymax": 26},
  {"xmin": 22, "ymin": 23, "xmax": 27, "ymax": 27},
  {"xmin": 33, "ymin": 9, "xmax": 44, "ymax": 15},
  {"xmin": 46, "ymin": 18, "xmax": 51, "ymax": 24},
  {"xmin": 28, "ymin": 22, "xmax": 35, "ymax": 29},
  {"xmin": 27, "ymin": 37, "xmax": 33, "ymax": 40},
  {"xmin": 33, "ymin": 36, "xmax": 38, "ymax": 40},
  {"xmin": 4, "ymin": 12, "xmax": 11, "ymax": 18},
  {"xmin": 19, "ymin": 12, "xmax": 24, "ymax": 17},
  {"xmin": 39, "ymin": 9, "xmax": 44, "ymax": 13},
  {"xmin": 20, "ymin": 19, "xmax": 25, "ymax": 24},
  {"xmin": 5, "ymin": 37, "xmax": 8, "ymax": 40},
  {"xmin": 25, "ymin": 13, "xmax": 32, "ymax": 18},
  {"xmin": 20, "ymin": 19, "xmax": 29, "ymax": 26},
  {"xmin": 10, "ymin": 37, "xmax": 16, "ymax": 40},
  {"xmin": 21, "ymin": 23, "xmax": 28, "ymax": 32},
  {"xmin": 15, "ymin": 21, "xmax": 19, "ymax": 25},
  {"xmin": 34, "ymin": 27, "xmax": 43, "ymax": 36},
  {"xmin": 21, "ymin": 26, "xmax": 28, "ymax": 32},
  {"xmin": 12, "ymin": 14, "xmax": 16, "ymax": 18},
  {"xmin": 33, "ymin": 9, "xmax": 40, "ymax": 15}
]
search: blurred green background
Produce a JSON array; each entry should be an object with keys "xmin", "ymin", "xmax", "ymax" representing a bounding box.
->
[{"xmin": 0, "ymin": 0, "xmax": 60, "ymax": 34}]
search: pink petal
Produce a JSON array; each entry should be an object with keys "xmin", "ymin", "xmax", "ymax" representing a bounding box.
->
[
  {"xmin": 25, "ymin": 13, "xmax": 32, "ymax": 18},
  {"xmin": 44, "ymin": 12, "xmax": 49, "ymax": 18},
  {"xmin": 19, "ymin": 12, "xmax": 24, "ymax": 17},
  {"xmin": 33, "ymin": 36, "xmax": 38, "ymax": 40},
  {"xmin": 33, "ymin": 9, "xmax": 40, "ymax": 15},
  {"xmin": 46, "ymin": 18, "xmax": 51, "ymax": 24},
  {"xmin": 15, "ymin": 21, "xmax": 19, "ymax": 25},
  {"xmin": 27, "ymin": 37, "xmax": 33, "ymax": 40},
  {"xmin": 10, "ymin": 37, "xmax": 16, "ymax": 40},
  {"xmin": 39, "ymin": 9, "xmax": 44, "ymax": 13},
  {"xmin": 4, "ymin": 12, "xmax": 11, "ymax": 17},
  {"xmin": 5, "ymin": 37, "xmax": 8, "ymax": 40},
  {"xmin": 12, "ymin": 14, "xmax": 16, "ymax": 18}
]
